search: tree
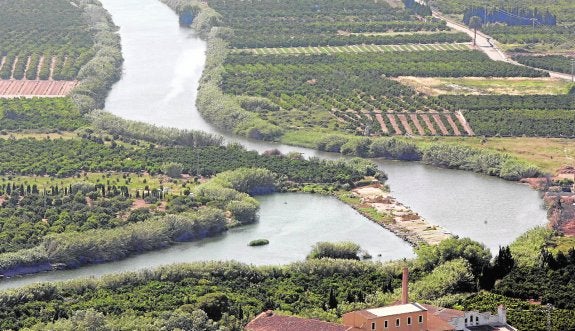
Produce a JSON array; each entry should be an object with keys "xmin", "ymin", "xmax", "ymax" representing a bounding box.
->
[
  {"xmin": 307, "ymin": 241, "xmax": 362, "ymax": 260},
  {"xmin": 162, "ymin": 162, "xmax": 184, "ymax": 178},
  {"xmin": 492, "ymin": 246, "xmax": 515, "ymax": 279},
  {"xmin": 468, "ymin": 16, "xmax": 483, "ymax": 46},
  {"xmin": 328, "ymin": 288, "xmax": 338, "ymax": 309}
]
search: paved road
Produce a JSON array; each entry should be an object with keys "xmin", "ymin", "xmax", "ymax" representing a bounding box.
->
[{"xmin": 434, "ymin": 11, "xmax": 574, "ymax": 81}]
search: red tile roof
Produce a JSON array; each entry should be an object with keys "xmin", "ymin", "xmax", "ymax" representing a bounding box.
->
[
  {"xmin": 421, "ymin": 304, "xmax": 462, "ymax": 331},
  {"xmin": 245, "ymin": 311, "xmax": 351, "ymax": 331}
]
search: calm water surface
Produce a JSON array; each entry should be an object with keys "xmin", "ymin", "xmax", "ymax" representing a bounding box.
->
[
  {"xmin": 0, "ymin": 0, "xmax": 547, "ymax": 290},
  {"xmin": 0, "ymin": 194, "xmax": 413, "ymax": 290}
]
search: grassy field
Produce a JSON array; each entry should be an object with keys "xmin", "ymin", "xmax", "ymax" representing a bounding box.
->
[
  {"xmin": 395, "ymin": 77, "xmax": 574, "ymax": 96},
  {"xmin": 413, "ymin": 136, "xmax": 575, "ymax": 173},
  {"xmin": 281, "ymin": 129, "xmax": 575, "ymax": 174}
]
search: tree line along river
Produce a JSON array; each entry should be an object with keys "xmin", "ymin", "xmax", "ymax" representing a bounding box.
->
[{"xmin": 0, "ymin": 0, "xmax": 547, "ymax": 290}]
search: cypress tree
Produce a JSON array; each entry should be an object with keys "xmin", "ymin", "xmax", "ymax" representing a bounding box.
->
[{"xmin": 328, "ymin": 288, "xmax": 338, "ymax": 309}]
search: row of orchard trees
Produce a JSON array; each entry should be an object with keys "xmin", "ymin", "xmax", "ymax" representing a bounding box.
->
[
  {"xmin": 0, "ymin": 50, "xmax": 94, "ymax": 80},
  {"xmin": 0, "ymin": 0, "xmax": 94, "ymax": 67},
  {"xmin": 514, "ymin": 54, "xmax": 575, "ymax": 75},
  {"xmin": 226, "ymin": 31, "xmax": 469, "ymax": 49},
  {"xmin": 201, "ymin": 0, "xmax": 460, "ymax": 48},
  {"xmin": 0, "ymin": 138, "xmax": 375, "ymax": 183},
  {"xmin": 0, "ymin": 97, "xmax": 87, "ymax": 131}
]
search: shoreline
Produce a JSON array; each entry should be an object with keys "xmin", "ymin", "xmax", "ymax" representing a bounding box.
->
[{"xmin": 338, "ymin": 183, "xmax": 452, "ymax": 247}]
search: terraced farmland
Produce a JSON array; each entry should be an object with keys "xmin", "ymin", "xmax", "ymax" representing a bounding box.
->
[
  {"xmin": 0, "ymin": 80, "xmax": 77, "ymax": 98},
  {"xmin": 0, "ymin": 0, "xmax": 94, "ymax": 97}
]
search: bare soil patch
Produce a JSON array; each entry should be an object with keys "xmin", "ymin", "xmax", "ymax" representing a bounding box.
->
[
  {"xmin": 352, "ymin": 185, "xmax": 451, "ymax": 245},
  {"xmin": 0, "ymin": 79, "xmax": 77, "ymax": 98},
  {"xmin": 397, "ymin": 114, "xmax": 413, "ymax": 135}
]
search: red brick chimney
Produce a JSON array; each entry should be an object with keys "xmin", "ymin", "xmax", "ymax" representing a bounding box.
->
[{"xmin": 401, "ymin": 267, "xmax": 409, "ymax": 304}]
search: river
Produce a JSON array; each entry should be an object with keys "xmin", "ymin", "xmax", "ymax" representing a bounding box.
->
[{"xmin": 0, "ymin": 0, "xmax": 547, "ymax": 290}]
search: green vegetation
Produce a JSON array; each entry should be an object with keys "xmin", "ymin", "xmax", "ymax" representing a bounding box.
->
[
  {"xmin": 483, "ymin": 25, "xmax": 573, "ymax": 49},
  {"xmin": 0, "ymin": 208, "xmax": 227, "ymax": 277},
  {"xmin": 248, "ymin": 239, "xmax": 269, "ymax": 246},
  {"xmin": 0, "ymin": 127, "xmax": 381, "ymax": 277},
  {"xmin": 435, "ymin": 94, "xmax": 575, "ymax": 137},
  {"xmin": 88, "ymin": 111, "xmax": 223, "ymax": 147},
  {"xmin": 207, "ymin": 0, "xmax": 459, "ymax": 49},
  {"xmin": 184, "ymin": 0, "xmax": 575, "ymax": 146},
  {"xmin": 68, "ymin": 0, "xmax": 122, "ymax": 113},
  {"xmin": 234, "ymin": 43, "xmax": 470, "ymax": 56},
  {"xmin": 2, "ymin": 237, "xmax": 564, "ymax": 330},
  {"xmin": 313, "ymin": 135, "xmax": 542, "ymax": 180},
  {"xmin": 0, "ymin": 97, "xmax": 87, "ymax": 131},
  {"xmin": 0, "ymin": 182, "xmax": 134, "ymax": 253},
  {"xmin": 462, "ymin": 292, "xmax": 575, "ymax": 331},
  {"xmin": 0, "ymin": 0, "xmax": 122, "ymax": 122},
  {"xmin": 0, "ymin": 0, "xmax": 94, "ymax": 80},
  {"xmin": 514, "ymin": 54, "xmax": 575, "ymax": 75},
  {"xmin": 411, "ymin": 258, "xmax": 474, "ymax": 300},
  {"xmin": 397, "ymin": 77, "xmax": 573, "ymax": 95},
  {"xmin": 0, "ymin": 137, "xmax": 379, "ymax": 182},
  {"xmin": 307, "ymin": 241, "xmax": 363, "ymax": 260},
  {"xmin": 509, "ymin": 227, "xmax": 553, "ymax": 268},
  {"xmin": 219, "ymin": 51, "xmax": 543, "ymax": 137},
  {"xmin": 431, "ymin": 0, "xmax": 575, "ymax": 23},
  {"xmin": 464, "ymin": 108, "xmax": 575, "ymax": 137},
  {"xmin": 432, "ymin": 0, "xmax": 575, "ymax": 53}
]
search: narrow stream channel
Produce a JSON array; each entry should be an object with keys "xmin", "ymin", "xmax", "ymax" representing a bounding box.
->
[{"xmin": 0, "ymin": 0, "xmax": 547, "ymax": 290}]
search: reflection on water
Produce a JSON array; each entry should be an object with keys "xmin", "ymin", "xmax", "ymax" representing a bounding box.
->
[{"xmin": 0, "ymin": 194, "xmax": 413, "ymax": 290}]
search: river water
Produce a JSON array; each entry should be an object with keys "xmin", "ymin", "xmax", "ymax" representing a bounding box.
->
[{"xmin": 0, "ymin": 0, "xmax": 547, "ymax": 290}]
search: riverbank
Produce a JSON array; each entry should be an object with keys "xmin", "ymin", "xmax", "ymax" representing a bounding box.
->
[
  {"xmin": 158, "ymin": 0, "xmax": 549, "ymax": 251},
  {"xmin": 338, "ymin": 184, "xmax": 451, "ymax": 246}
]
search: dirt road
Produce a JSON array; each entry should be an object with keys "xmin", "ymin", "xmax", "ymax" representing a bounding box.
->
[{"xmin": 434, "ymin": 11, "xmax": 574, "ymax": 81}]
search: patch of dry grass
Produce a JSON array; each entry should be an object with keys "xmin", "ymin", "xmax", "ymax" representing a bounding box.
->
[
  {"xmin": 413, "ymin": 136, "xmax": 575, "ymax": 174},
  {"xmin": 395, "ymin": 76, "xmax": 572, "ymax": 96}
]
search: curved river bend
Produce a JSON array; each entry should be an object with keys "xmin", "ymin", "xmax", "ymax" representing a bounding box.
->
[{"xmin": 0, "ymin": 0, "xmax": 547, "ymax": 290}]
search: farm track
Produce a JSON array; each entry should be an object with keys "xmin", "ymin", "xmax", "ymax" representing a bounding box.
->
[
  {"xmin": 433, "ymin": 9, "xmax": 574, "ymax": 81},
  {"xmin": 455, "ymin": 111, "xmax": 475, "ymax": 136}
]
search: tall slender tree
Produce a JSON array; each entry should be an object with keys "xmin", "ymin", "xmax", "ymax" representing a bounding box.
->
[{"xmin": 469, "ymin": 16, "xmax": 483, "ymax": 46}]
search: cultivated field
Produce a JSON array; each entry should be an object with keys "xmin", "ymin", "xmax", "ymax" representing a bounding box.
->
[
  {"xmin": 233, "ymin": 43, "xmax": 470, "ymax": 55},
  {"xmin": 0, "ymin": 80, "xmax": 77, "ymax": 98}
]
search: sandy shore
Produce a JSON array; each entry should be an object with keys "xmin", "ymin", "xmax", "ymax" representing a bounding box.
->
[{"xmin": 347, "ymin": 184, "xmax": 452, "ymax": 246}]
